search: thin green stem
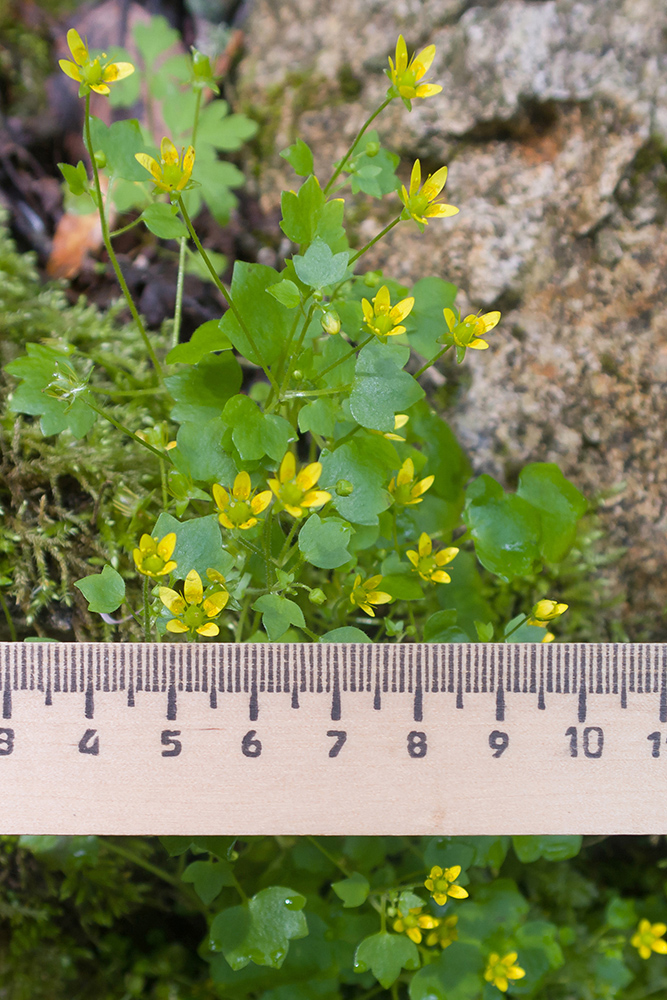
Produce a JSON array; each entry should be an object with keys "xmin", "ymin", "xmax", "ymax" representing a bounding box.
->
[
  {"xmin": 0, "ymin": 592, "xmax": 17, "ymax": 641},
  {"xmin": 159, "ymin": 459, "xmax": 169, "ymax": 510},
  {"xmin": 84, "ymin": 397, "xmax": 168, "ymax": 462},
  {"xmin": 191, "ymin": 89, "xmax": 203, "ymax": 147},
  {"xmin": 84, "ymin": 94, "xmax": 165, "ymax": 384},
  {"xmin": 278, "ymin": 519, "xmax": 299, "ymax": 564},
  {"xmin": 89, "ymin": 385, "xmax": 165, "ymax": 398},
  {"xmin": 348, "ymin": 216, "xmax": 400, "ymax": 265},
  {"xmin": 143, "ymin": 576, "xmax": 152, "ymax": 642},
  {"xmin": 235, "ymin": 594, "xmax": 252, "ymax": 642},
  {"xmin": 177, "ymin": 196, "xmax": 278, "ymax": 390},
  {"xmin": 263, "ymin": 508, "xmax": 274, "ymax": 586},
  {"xmin": 306, "ymin": 836, "xmax": 350, "ymax": 876},
  {"xmin": 172, "ymin": 237, "xmax": 187, "ymax": 350},
  {"xmin": 276, "ymin": 304, "xmax": 317, "ymax": 407},
  {"xmin": 283, "ymin": 385, "xmax": 352, "ymax": 400},
  {"xmin": 323, "ymin": 97, "xmax": 392, "ymax": 195},
  {"xmin": 266, "ymin": 310, "xmax": 302, "ymax": 410},
  {"xmin": 109, "ymin": 217, "xmax": 143, "ymax": 239},
  {"xmin": 380, "ymin": 895, "xmax": 387, "ymax": 933},
  {"xmin": 315, "ymin": 333, "xmax": 374, "ymax": 383},
  {"xmin": 414, "ymin": 346, "xmax": 450, "ymax": 379},
  {"xmin": 101, "ymin": 840, "xmax": 181, "ymax": 890}
]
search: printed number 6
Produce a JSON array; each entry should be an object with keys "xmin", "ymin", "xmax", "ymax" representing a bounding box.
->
[{"xmin": 242, "ymin": 730, "xmax": 262, "ymax": 758}]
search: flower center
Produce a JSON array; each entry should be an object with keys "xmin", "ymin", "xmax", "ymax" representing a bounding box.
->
[
  {"xmin": 143, "ymin": 554, "xmax": 165, "ymax": 574},
  {"xmin": 227, "ymin": 499, "xmax": 253, "ymax": 525},
  {"xmin": 370, "ymin": 314, "xmax": 394, "ymax": 336},
  {"xmin": 281, "ymin": 482, "xmax": 304, "ymax": 506},
  {"xmin": 392, "ymin": 483, "xmax": 414, "ymax": 505},
  {"xmin": 418, "ymin": 555, "xmax": 436, "ymax": 577},
  {"xmin": 352, "ymin": 585, "xmax": 368, "ymax": 606},
  {"xmin": 183, "ymin": 605, "xmax": 206, "ymax": 629},
  {"xmin": 82, "ymin": 59, "xmax": 104, "ymax": 85}
]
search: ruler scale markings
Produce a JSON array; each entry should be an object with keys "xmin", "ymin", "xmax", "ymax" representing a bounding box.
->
[
  {"xmin": 3, "ymin": 663, "xmax": 10, "ymax": 719},
  {"xmin": 331, "ymin": 647, "xmax": 341, "ymax": 721},
  {"xmin": 46, "ymin": 658, "xmax": 52, "ymax": 706},
  {"xmin": 456, "ymin": 652, "xmax": 463, "ymax": 709},
  {"xmin": 209, "ymin": 665, "xmax": 217, "ymax": 708},
  {"xmin": 630, "ymin": 645, "xmax": 636, "ymax": 693},
  {"xmin": 249, "ymin": 661, "xmax": 258, "ymax": 722},
  {"xmin": 291, "ymin": 654, "xmax": 299, "ymax": 709}
]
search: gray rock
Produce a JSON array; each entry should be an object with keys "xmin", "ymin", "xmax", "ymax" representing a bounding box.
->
[{"xmin": 237, "ymin": 0, "xmax": 667, "ymax": 637}]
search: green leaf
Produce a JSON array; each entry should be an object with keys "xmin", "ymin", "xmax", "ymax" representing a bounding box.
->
[
  {"xmin": 220, "ymin": 262, "xmax": 294, "ymax": 367},
  {"xmin": 403, "ymin": 277, "xmax": 458, "ymax": 359},
  {"xmin": 209, "ymin": 886, "xmax": 308, "ymax": 970},
  {"xmin": 593, "ymin": 954, "xmax": 633, "ymax": 991},
  {"xmin": 409, "ymin": 943, "xmax": 483, "ymax": 1000},
  {"xmin": 252, "ymin": 595, "xmax": 306, "ymax": 642},
  {"xmin": 74, "ymin": 565, "xmax": 125, "ymax": 614},
  {"xmin": 153, "ymin": 513, "xmax": 232, "ymax": 580},
  {"xmin": 280, "ymin": 175, "xmax": 347, "ymax": 252},
  {"xmin": 298, "ymin": 514, "xmax": 352, "ymax": 569},
  {"xmin": 267, "ymin": 279, "xmax": 301, "ymax": 309},
  {"xmin": 605, "ymin": 896, "xmax": 637, "ymax": 929},
  {"xmin": 320, "ymin": 627, "xmax": 371, "ymax": 643},
  {"xmin": 423, "ymin": 610, "xmax": 471, "ymax": 643},
  {"xmin": 165, "ymin": 353, "xmax": 242, "ymax": 422},
  {"xmin": 133, "ymin": 14, "xmax": 180, "ymax": 68},
  {"xmin": 463, "ymin": 475, "xmax": 542, "ymax": 581},
  {"xmin": 516, "ymin": 920, "xmax": 564, "ymax": 970},
  {"xmin": 293, "ymin": 237, "xmax": 349, "ymax": 289},
  {"xmin": 182, "ymin": 860, "xmax": 235, "ymax": 905},
  {"xmin": 349, "ymin": 342, "xmax": 424, "ymax": 432},
  {"xmin": 298, "ymin": 397, "xmax": 339, "ymax": 438},
  {"xmin": 171, "ymin": 418, "xmax": 236, "ymax": 484},
  {"xmin": 281, "ymin": 138, "xmax": 315, "ymax": 176},
  {"xmin": 58, "ymin": 160, "xmax": 88, "ymax": 196},
  {"xmin": 457, "ymin": 879, "xmax": 529, "ymax": 943},
  {"xmin": 140, "ymin": 203, "xmax": 188, "ymax": 240},
  {"xmin": 381, "ymin": 574, "xmax": 423, "ymax": 601},
  {"xmin": 5, "ymin": 343, "xmax": 96, "ymax": 439},
  {"xmin": 194, "ymin": 102, "xmax": 258, "ymax": 151},
  {"xmin": 331, "ymin": 872, "xmax": 369, "ymax": 908},
  {"xmin": 353, "ymin": 932, "xmax": 419, "ymax": 989},
  {"xmin": 516, "ymin": 463, "xmax": 588, "ymax": 563},
  {"xmin": 222, "ymin": 395, "xmax": 293, "ymax": 462},
  {"xmin": 89, "ymin": 117, "xmax": 153, "ymax": 182},
  {"xmin": 184, "ymin": 246, "xmax": 229, "ymax": 284},
  {"xmin": 159, "ymin": 836, "xmax": 192, "ymax": 857},
  {"xmin": 188, "ymin": 156, "xmax": 244, "ymax": 225},
  {"xmin": 320, "ymin": 436, "xmax": 396, "ymax": 525},
  {"xmin": 512, "ymin": 835, "xmax": 582, "ymax": 863},
  {"xmin": 166, "ymin": 320, "xmax": 232, "ymax": 365}
]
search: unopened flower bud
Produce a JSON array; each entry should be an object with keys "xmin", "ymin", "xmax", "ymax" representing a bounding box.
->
[
  {"xmin": 335, "ymin": 479, "xmax": 354, "ymax": 497},
  {"xmin": 292, "ymin": 369, "xmax": 303, "ymax": 382},
  {"xmin": 363, "ymin": 270, "xmax": 382, "ymax": 287},
  {"xmin": 321, "ymin": 309, "xmax": 341, "ymax": 335},
  {"xmin": 365, "ymin": 140, "xmax": 380, "ymax": 157},
  {"xmin": 94, "ymin": 150, "xmax": 106, "ymax": 169},
  {"xmin": 309, "ymin": 588, "xmax": 326, "ymax": 606}
]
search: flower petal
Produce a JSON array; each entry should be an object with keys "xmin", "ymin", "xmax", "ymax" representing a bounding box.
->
[
  {"xmin": 251, "ymin": 490, "xmax": 273, "ymax": 514},
  {"xmin": 424, "ymin": 202, "xmax": 459, "ymax": 218},
  {"xmin": 409, "ymin": 159, "xmax": 421, "ymax": 197},
  {"xmin": 59, "ymin": 59, "xmax": 83, "ymax": 82},
  {"xmin": 284, "ymin": 504, "xmax": 304, "ymax": 518},
  {"xmin": 413, "ymin": 44, "xmax": 436, "ymax": 76},
  {"xmin": 279, "ymin": 451, "xmax": 295, "ymax": 483},
  {"xmin": 479, "ymin": 310, "xmax": 501, "ymax": 333},
  {"xmin": 67, "ymin": 28, "xmax": 88, "ymax": 65},
  {"xmin": 373, "ymin": 285, "xmax": 391, "ymax": 314},
  {"xmin": 89, "ymin": 83, "xmax": 111, "ymax": 95},
  {"xmin": 204, "ymin": 591, "xmax": 228, "ymax": 615},
  {"xmin": 396, "ymin": 458, "xmax": 414, "ymax": 487},
  {"xmin": 390, "ymin": 296, "xmax": 415, "ymax": 323},
  {"xmin": 422, "ymin": 166, "xmax": 448, "ymax": 200},
  {"xmin": 395, "ymin": 34, "xmax": 408, "ymax": 74},
  {"xmin": 296, "ymin": 461, "xmax": 322, "ymax": 492},
  {"xmin": 416, "ymin": 83, "xmax": 443, "ymax": 98},
  {"xmin": 160, "ymin": 588, "xmax": 185, "ymax": 615},
  {"xmin": 301, "ymin": 489, "xmax": 331, "ymax": 508},
  {"xmin": 447, "ymin": 884, "xmax": 469, "ymax": 898},
  {"xmin": 160, "ymin": 136, "xmax": 179, "ymax": 165},
  {"xmin": 468, "ymin": 339, "xmax": 489, "ymax": 350},
  {"xmin": 103, "ymin": 61, "xmax": 135, "ymax": 82},
  {"xmin": 418, "ymin": 533, "xmax": 431, "ymax": 557},
  {"xmin": 233, "ymin": 470, "xmax": 251, "ymax": 500},
  {"xmin": 412, "ymin": 475, "xmax": 435, "ymax": 497},
  {"xmin": 431, "ymin": 570, "xmax": 452, "ymax": 584},
  {"xmin": 157, "ymin": 532, "xmax": 176, "ymax": 561},
  {"xmin": 160, "ymin": 561, "xmax": 178, "ymax": 576},
  {"xmin": 184, "ymin": 569, "xmax": 203, "ymax": 605},
  {"xmin": 361, "ymin": 298, "xmax": 374, "ymax": 323},
  {"xmin": 212, "ymin": 483, "xmax": 230, "ymax": 510},
  {"xmin": 135, "ymin": 153, "xmax": 161, "ymax": 182},
  {"xmin": 196, "ymin": 622, "xmax": 219, "ymax": 636},
  {"xmin": 166, "ymin": 619, "xmax": 188, "ymax": 633},
  {"xmin": 366, "ymin": 591, "xmax": 392, "ymax": 605},
  {"xmin": 406, "ymin": 550, "xmax": 419, "ymax": 567}
]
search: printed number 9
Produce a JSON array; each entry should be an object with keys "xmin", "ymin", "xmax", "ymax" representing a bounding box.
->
[
  {"xmin": 489, "ymin": 731, "xmax": 509, "ymax": 757},
  {"xmin": 407, "ymin": 731, "xmax": 427, "ymax": 758}
]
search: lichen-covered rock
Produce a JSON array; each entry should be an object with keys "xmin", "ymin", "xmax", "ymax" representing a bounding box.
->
[{"xmin": 238, "ymin": 0, "xmax": 667, "ymax": 637}]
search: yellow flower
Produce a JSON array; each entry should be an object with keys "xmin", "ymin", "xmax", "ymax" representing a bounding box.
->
[
  {"xmin": 159, "ymin": 568, "xmax": 228, "ymax": 638},
  {"xmin": 370, "ymin": 414, "xmax": 410, "ymax": 442},
  {"xmin": 441, "ymin": 307, "xmax": 501, "ymax": 363},
  {"xmin": 388, "ymin": 458, "xmax": 434, "ymax": 507},
  {"xmin": 426, "ymin": 914, "xmax": 459, "ymax": 949},
  {"xmin": 133, "ymin": 533, "xmax": 177, "ymax": 579},
  {"xmin": 400, "ymin": 159, "xmax": 458, "ymax": 230},
  {"xmin": 386, "ymin": 35, "xmax": 443, "ymax": 109},
  {"xmin": 484, "ymin": 952, "xmax": 526, "ymax": 993},
  {"xmin": 407, "ymin": 533, "xmax": 458, "ymax": 584},
  {"xmin": 135, "ymin": 137, "xmax": 195, "ymax": 195},
  {"xmin": 349, "ymin": 574, "xmax": 392, "ymax": 617},
  {"xmin": 268, "ymin": 452, "xmax": 331, "ymax": 518},
  {"xmin": 631, "ymin": 920, "xmax": 667, "ymax": 960},
  {"xmin": 59, "ymin": 28, "xmax": 134, "ymax": 96},
  {"xmin": 213, "ymin": 472, "xmax": 272, "ymax": 530},
  {"xmin": 361, "ymin": 285, "xmax": 414, "ymax": 341},
  {"xmin": 424, "ymin": 865, "xmax": 469, "ymax": 905},
  {"xmin": 529, "ymin": 599, "xmax": 569, "ymax": 623},
  {"xmin": 393, "ymin": 907, "xmax": 439, "ymax": 945}
]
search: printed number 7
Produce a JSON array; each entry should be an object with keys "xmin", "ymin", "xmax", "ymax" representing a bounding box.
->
[{"xmin": 327, "ymin": 730, "xmax": 347, "ymax": 757}]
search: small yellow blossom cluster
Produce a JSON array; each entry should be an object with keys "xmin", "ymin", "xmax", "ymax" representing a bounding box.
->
[
  {"xmin": 407, "ymin": 533, "xmax": 459, "ymax": 584},
  {"xmin": 389, "ymin": 458, "xmax": 434, "ymax": 507},
  {"xmin": 361, "ymin": 285, "xmax": 414, "ymax": 341},
  {"xmin": 393, "ymin": 906, "xmax": 460, "ymax": 947},
  {"xmin": 424, "ymin": 865, "xmax": 468, "ymax": 904},
  {"xmin": 133, "ymin": 533, "xmax": 177, "ymax": 579},
  {"xmin": 160, "ymin": 569, "xmax": 228, "ymax": 638},
  {"xmin": 136, "ymin": 137, "xmax": 196, "ymax": 196},
  {"xmin": 386, "ymin": 35, "xmax": 442, "ymax": 108},
  {"xmin": 400, "ymin": 160, "xmax": 458, "ymax": 229},
  {"xmin": 631, "ymin": 919, "xmax": 667, "ymax": 959},
  {"xmin": 349, "ymin": 575, "xmax": 392, "ymax": 617},
  {"xmin": 484, "ymin": 952, "xmax": 526, "ymax": 992},
  {"xmin": 268, "ymin": 453, "xmax": 332, "ymax": 518},
  {"xmin": 528, "ymin": 598, "xmax": 569, "ymax": 643}
]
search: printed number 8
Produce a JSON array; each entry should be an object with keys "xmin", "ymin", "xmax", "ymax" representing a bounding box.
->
[{"xmin": 407, "ymin": 731, "xmax": 427, "ymax": 758}]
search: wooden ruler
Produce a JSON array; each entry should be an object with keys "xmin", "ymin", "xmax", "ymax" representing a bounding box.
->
[{"xmin": 1, "ymin": 641, "xmax": 666, "ymax": 835}]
